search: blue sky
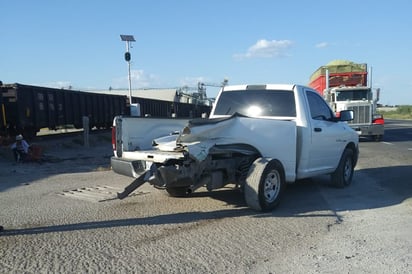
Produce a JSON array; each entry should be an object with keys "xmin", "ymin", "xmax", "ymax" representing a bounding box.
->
[{"xmin": 1, "ymin": 0, "xmax": 411, "ymax": 105}]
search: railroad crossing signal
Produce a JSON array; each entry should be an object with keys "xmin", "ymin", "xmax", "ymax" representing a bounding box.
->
[{"xmin": 120, "ymin": 34, "xmax": 135, "ymax": 105}]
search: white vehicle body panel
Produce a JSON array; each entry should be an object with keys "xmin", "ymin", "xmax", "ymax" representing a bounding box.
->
[
  {"xmin": 122, "ymin": 116, "xmax": 297, "ymax": 182},
  {"xmin": 113, "ymin": 117, "xmax": 188, "ymax": 157},
  {"xmin": 184, "ymin": 117, "xmax": 297, "ymax": 182}
]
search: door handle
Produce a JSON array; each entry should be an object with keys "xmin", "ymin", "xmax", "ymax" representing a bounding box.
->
[{"xmin": 314, "ymin": 128, "xmax": 322, "ymax": 132}]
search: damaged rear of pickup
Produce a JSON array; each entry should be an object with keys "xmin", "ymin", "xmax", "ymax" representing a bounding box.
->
[{"xmin": 111, "ymin": 84, "xmax": 359, "ymax": 211}]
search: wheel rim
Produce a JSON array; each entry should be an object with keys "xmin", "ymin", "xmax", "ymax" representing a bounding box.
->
[
  {"xmin": 343, "ymin": 157, "xmax": 353, "ymax": 182},
  {"xmin": 263, "ymin": 170, "xmax": 281, "ymax": 203}
]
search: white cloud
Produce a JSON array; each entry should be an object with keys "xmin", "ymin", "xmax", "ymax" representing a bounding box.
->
[
  {"xmin": 315, "ymin": 42, "xmax": 329, "ymax": 48},
  {"xmin": 179, "ymin": 76, "xmax": 206, "ymax": 88},
  {"xmin": 112, "ymin": 69, "xmax": 159, "ymax": 89},
  {"xmin": 42, "ymin": 81, "xmax": 73, "ymax": 89},
  {"xmin": 234, "ymin": 39, "xmax": 293, "ymax": 60},
  {"xmin": 130, "ymin": 70, "xmax": 158, "ymax": 88}
]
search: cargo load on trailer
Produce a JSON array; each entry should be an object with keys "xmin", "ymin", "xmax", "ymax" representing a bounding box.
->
[{"xmin": 309, "ymin": 60, "xmax": 384, "ymax": 141}]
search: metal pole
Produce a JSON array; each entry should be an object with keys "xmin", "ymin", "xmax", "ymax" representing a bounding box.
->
[
  {"xmin": 120, "ymin": 35, "xmax": 135, "ymax": 106},
  {"xmin": 126, "ymin": 41, "xmax": 132, "ymax": 104},
  {"xmin": 369, "ymin": 66, "xmax": 373, "ymax": 88},
  {"xmin": 325, "ymin": 68, "xmax": 329, "ymax": 89},
  {"xmin": 82, "ymin": 116, "xmax": 89, "ymax": 147}
]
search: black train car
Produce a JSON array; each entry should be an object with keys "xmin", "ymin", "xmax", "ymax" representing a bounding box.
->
[
  {"xmin": 0, "ymin": 87, "xmax": 5, "ymax": 135},
  {"xmin": 0, "ymin": 83, "xmax": 128, "ymax": 138},
  {"xmin": 135, "ymin": 97, "xmax": 172, "ymax": 117},
  {"xmin": 174, "ymin": 101, "xmax": 211, "ymax": 118},
  {"xmin": 0, "ymin": 84, "xmax": 49, "ymax": 137},
  {"xmin": 134, "ymin": 97, "xmax": 211, "ymax": 118},
  {"xmin": 0, "ymin": 83, "xmax": 210, "ymax": 138}
]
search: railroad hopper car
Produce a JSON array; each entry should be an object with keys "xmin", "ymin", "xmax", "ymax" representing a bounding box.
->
[
  {"xmin": 134, "ymin": 96, "xmax": 211, "ymax": 118},
  {"xmin": 0, "ymin": 83, "xmax": 212, "ymax": 139},
  {"xmin": 0, "ymin": 83, "xmax": 128, "ymax": 138},
  {"xmin": 0, "ymin": 91, "xmax": 5, "ymax": 134}
]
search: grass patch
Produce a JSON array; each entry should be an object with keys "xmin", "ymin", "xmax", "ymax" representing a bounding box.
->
[{"xmin": 379, "ymin": 105, "xmax": 412, "ymax": 120}]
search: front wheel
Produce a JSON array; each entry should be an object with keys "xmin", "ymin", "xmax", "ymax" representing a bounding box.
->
[
  {"xmin": 331, "ymin": 148, "xmax": 354, "ymax": 188},
  {"xmin": 244, "ymin": 158, "xmax": 285, "ymax": 212}
]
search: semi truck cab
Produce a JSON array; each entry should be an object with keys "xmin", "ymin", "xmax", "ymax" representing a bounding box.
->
[{"xmin": 325, "ymin": 86, "xmax": 384, "ymax": 141}]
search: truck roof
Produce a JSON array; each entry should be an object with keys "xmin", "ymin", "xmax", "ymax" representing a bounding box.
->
[
  {"xmin": 332, "ymin": 86, "xmax": 370, "ymax": 91},
  {"xmin": 221, "ymin": 84, "xmax": 298, "ymax": 92}
]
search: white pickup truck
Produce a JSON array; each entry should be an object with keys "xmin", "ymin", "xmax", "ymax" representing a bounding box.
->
[{"xmin": 111, "ymin": 84, "xmax": 359, "ymax": 211}]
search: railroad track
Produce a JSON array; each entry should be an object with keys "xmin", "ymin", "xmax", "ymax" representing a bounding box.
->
[
  {"xmin": 34, "ymin": 128, "xmax": 111, "ymax": 143},
  {"xmin": 1, "ymin": 128, "xmax": 111, "ymax": 146}
]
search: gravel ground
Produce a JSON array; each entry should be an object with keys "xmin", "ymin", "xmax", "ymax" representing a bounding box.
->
[{"xmin": 0, "ymin": 132, "xmax": 411, "ymax": 273}]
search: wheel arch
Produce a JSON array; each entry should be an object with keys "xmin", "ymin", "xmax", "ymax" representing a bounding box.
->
[
  {"xmin": 345, "ymin": 141, "xmax": 359, "ymax": 167},
  {"xmin": 248, "ymin": 157, "xmax": 286, "ymax": 179},
  {"xmin": 210, "ymin": 143, "xmax": 262, "ymax": 158}
]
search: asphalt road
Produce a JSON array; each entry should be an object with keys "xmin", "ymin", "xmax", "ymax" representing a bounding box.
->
[
  {"xmin": 0, "ymin": 120, "xmax": 411, "ymax": 273},
  {"xmin": 380, "ymin": 119, "xmax": 412, "ymax": 143}
]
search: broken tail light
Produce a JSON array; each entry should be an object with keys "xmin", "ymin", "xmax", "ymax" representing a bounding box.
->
[{"xmin": 112, "ymin": 126, "xmax": 116, "ymax": 150}]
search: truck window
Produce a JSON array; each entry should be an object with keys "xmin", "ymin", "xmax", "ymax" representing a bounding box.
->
[
  {"xmin": 336, "ymin": 89, "xmax": 370, "ymax": 101},
  {"xmin": 306, "ymin": 91, "xmax": 334, "ymax": 120},
  {"xmin": 213, "ymin": 90, "xmax": 296, "ymax": 117}
]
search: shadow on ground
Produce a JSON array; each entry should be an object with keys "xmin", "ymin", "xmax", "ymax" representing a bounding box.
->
[{"xmin": 2, "ymin": 165, "xmax": 410, "ymax": 237}]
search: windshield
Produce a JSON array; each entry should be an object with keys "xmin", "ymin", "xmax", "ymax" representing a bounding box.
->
[
  {"xmin": 335, "ymin": 89, "xmax": 371, "ymax": 101},
  {"xmin": 213, "ymin": 89, "xmax": 296, "ymax": 117}
]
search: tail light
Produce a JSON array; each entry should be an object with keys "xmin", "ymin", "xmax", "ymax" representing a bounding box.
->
[
  {"xmin": 373, "ymin": 118, "xmax": 385, "ymax": 125},
  {"xmin": 112, "ymin": 127, "xmax": 116, "ymax": 150},
  {"xmin": 373, "ymin": 114, "xmax": 384, "ymax": 125}
]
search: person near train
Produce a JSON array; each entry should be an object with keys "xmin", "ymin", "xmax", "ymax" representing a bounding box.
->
[{"xmin": 11, "ymin": 134, "xmax": 31, "ymax": 162}]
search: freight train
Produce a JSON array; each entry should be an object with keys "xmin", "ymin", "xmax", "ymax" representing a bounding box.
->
[{"xmin": 0, "ymin": 83, "xmax": 212, "ymax": 139}]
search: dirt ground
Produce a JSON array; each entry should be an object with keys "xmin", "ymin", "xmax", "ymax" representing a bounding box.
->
[
  {"xmin": 0, "ymin": 131, "xmax": 411, "ymax": 273},
  {"xmin": 0, "ymin": 132, "xmax": 113, "ymax": 174}
]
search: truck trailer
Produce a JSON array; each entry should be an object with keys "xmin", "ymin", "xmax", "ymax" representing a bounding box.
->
[{"xmin": 308, "ymin": 60, "xmax": 384, "ymax": 141}]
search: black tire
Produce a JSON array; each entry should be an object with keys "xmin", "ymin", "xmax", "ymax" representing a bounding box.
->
[
  {"xmin": 331, "ymin": 148, "xmax": 354, "ymax": 188},
  {"xmin": 166, "ymin": 186, "xmax": 189, "ymax": 197},
  {"xmin": 244, "ymin": 158, "xmax": 285, "ymax": 212},
  {"xmin": 374, "ymin": 135, "xmax": 383, "ymax": 142}
]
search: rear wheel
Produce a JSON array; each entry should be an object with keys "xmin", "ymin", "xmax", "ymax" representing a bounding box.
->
[
  {"xmin": 331, "ymin": 148, "xmax": 354, "ymax": 188},
  {"xmin": 244, "ymin": 158, "xmax": 285, "ymax": 212}
]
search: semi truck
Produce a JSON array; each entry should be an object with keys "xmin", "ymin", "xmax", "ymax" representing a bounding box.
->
[{"xmin": 308, "ymin": 60, "xmax": 384, "ymax": 141}]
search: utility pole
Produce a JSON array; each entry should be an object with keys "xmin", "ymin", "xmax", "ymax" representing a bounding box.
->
[{"xmin": 120, "ymin": 34, "xmax": 135, "ymax": 105}]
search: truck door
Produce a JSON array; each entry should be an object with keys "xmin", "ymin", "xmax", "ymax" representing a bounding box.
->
[{"xmin": 306, "ymin": 90, "xmax": 344, "ymax": 173}]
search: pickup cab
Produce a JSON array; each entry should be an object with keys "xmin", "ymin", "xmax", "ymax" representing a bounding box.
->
[{"xmin": 111, "ymin": 84, "xmax": 359, "ymax": 211}]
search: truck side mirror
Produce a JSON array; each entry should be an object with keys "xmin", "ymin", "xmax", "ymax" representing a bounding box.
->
[{"xmin": 339, "ymin": 110, "xmax": 354, "ymax": 121}]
